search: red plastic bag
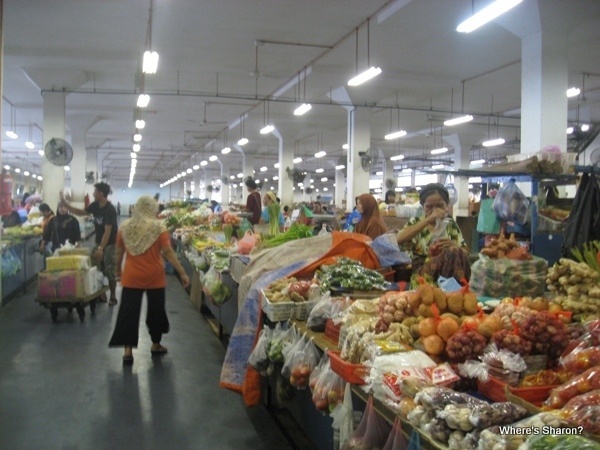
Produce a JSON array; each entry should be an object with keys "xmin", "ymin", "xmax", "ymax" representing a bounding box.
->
[
  {"xmin": 237, "ymin": 230, "xmax": 257, "ymax": 255},
  {"xmin": 342, "ymin": 395, "xmax": 391, "ymax": 450}
]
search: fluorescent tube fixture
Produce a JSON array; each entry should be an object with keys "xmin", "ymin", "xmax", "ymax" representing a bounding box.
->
[
  {"xmin": 38, "ymin": 150, "xmax": 44, "ymax": 156},
  {"xmin": 186, "ymin": 168, "xmax": 192, "ymax": 174},
  {"xmin": 193, "ymin": 165, "xmax": 200, "ymax": 170},
  {"xmin": 348, "ymin": 67, "xmax": 382, "ymax": 86},
  {"xmin": 375, "ymin": 171, "xmax": 383, "ymax": 176},
  {"xmin": 5, "ymin": 131, "xmax": 18, "ymax": 139},
  {"xmin": 260, "ymin": 166, "xmax": 267, "ymax": 172},
  {"xmin": 430, "ymin": 147, "xmax": 448, "ymax": 155},
  {"xmin": 237, "ymin": 173, "xmax": 243, "ymax": 178},
  {"xmin": 142, "ymin": 51, "xmax": 159, "ymax": 74},
  {"xmin": 260, "ymin": 124, "xmax": 274, "ymax": 134},
  {"xmin": 209, "ymin": 155, "xmax": 218, "ymax": 162},
  {"xmin": 390, "ymin": 155, "xmax": 405, "ymax": 161},
  {"xmin": 566, "ymin": 127, "xmax": 574, "ymax": 134},
  {"xmin": 237, "ymin": 137, "xmax": 249, "ymax": 146},
  {"xmin": 482, "ymin": 138, "xmax": 505, "ymax": 147},
  {"xmin": 293, "ymin": 103, "xmax": 312, "ymax": 116},
  {"xmin": 133, "ymin": 143, "xmax": 140, "ymax": 152},
  {"xmin": 567, "ymin": 87, "xmax": 581, "ymax": 98},
  {"xmin": 133, "ymin": 133, "xmax": 142, "ymax": 142},
  {"xmin": 137, "ymin": 94, "xmax": 150, "ymax": 107},
  {"xmin": 135, "ymin": 119, "xmax": 145, "ymax": 129},
  {"xmin": 444, "ymin": 115, "xmax": 473, "ymax": 126},
  {"xmin": 200, "ymin": 161, "xmax": 208, "ymax": 166},
  {"xmin": 384, "ymin": 130, "xmax": 407, "ymax": 140},
  {"xmin": 63, "ymin": 167, "xmax": 70, "ymax": 172},
  {"xmin": 25, "ymin": 141, "xmax": 35, "ymax": 149},
  {"xmin": 273, "ymin": 176, "xmax": 279, "ymax": 181},
  {"xmin": 315, "ymin": 151, "xmax": 326, "ymax": 158},
  {"xmin": 335, "ymin": 164, "xmax": 346, "ymax": 170},
  {"xmin": 130, "ymin": 152, "xmax": 137, "ymax": 159},
  {"xmin": 456, "ymin": 0, "xmax": 523, "ymax": 33},
  {"xmin": 321, "ymin": 177, "xmax": 328, "ymax": 182},
  {"xmin": 581, "ymin": 124, "xmax": 590, "ymax": 132},
  {"xmin": 221, "ymin": 147, "xmax": 231, "ymax": 155},
  {"xmin": 274, "ymin": 163, "xmax": 280, "ymax": 169},
  {"xmin": 470, "ymin": 159, "xmax": 486, "ymax": 165},
  {"xmin": 23, "ymin": 171, "xmax": 30, "ymax": 176},
  {"xmin": 402, "ymin": 168, "xmax": 412, "ymax": 173},
  {"xmin": 316, "ymin": 168, "xmax": 324, "ymax": 173},
  {"xmin": 293, "ymin": 157, "xmax": 303, "ymax": 164}
]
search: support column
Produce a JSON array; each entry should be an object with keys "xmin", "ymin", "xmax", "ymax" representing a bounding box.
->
[
  {"xmin": 335, "ymin": 168, "xmax": 346, "ymax": 208},
  {"xmin": 69, "ymin": 116, "xmax": 100, "ymax": 209},
  {"xmin": 346, "ymin": 107, "xmax": 371, "ymax": 211},
  {"xmin": 42, "ymin": 92, "xmax": 67, "ymax": 210},
  {"xmin": 274, "ymin": 129, "xmax": 294, "ymax": 211},
  {"xmin": 521, "ymin": 30, "xmax": 568, "ymax": 154},
  {"xmin": 450, "ymin": 135, "xmax": 470, "ymax": 218}
]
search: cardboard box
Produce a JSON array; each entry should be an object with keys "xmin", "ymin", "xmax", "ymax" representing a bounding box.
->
[{"xmin": 38, "ymin": 270, "xmax": 91, "ymax": 299}]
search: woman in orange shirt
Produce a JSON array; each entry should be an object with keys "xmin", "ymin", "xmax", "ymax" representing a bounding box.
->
[{"xmin": 109, "ymin": 195, "xmax": 190, "ymax": 365}]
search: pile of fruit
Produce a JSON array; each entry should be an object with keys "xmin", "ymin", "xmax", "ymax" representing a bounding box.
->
[{"xmin": 480, "ymin": 232, "xmax": 531, "ymax": 260}]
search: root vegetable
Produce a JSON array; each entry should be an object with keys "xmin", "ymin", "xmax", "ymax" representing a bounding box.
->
[
  {"xmin": 419, "ymin": 318, "xmax": 438, "ymax": 338},
  {"xmin": 477, "ymin": 315, "xmax": 503, "ymax": 340},
  {"xmin": 423, "ymin": 335, "xmax": 445, "ymax": 356},
  {"xmin": 437, "ymin": 317, "xmax": 459, "ymax": 342},
  {"xmin": 446, "ymin": 329, "xmax": 487, "ymax": 362}
]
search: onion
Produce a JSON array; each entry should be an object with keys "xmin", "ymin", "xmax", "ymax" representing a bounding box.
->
[
  {"xmin": 423, "ymin": 335, "xmax": 445, "ymax": 356},
  {"xmin": 418, "ymin": 318, "xmax": 437, "ymax": 338},
  {"xmin": 437, "ymin": 317, "xmax": 459, "ymax": 342}
]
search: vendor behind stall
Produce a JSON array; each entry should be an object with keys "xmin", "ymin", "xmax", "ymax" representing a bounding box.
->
[
  {"xmin": 354, "ymin": 193, "xmax": 388, "ymax": 240},
  {"xmin": 396, "ymin": 183, "xmax": 470, "ymax": 281}
]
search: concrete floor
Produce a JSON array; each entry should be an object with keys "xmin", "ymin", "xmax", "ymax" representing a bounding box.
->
[{"xmin": 0, "ymin": 275, "xmax": 297, "ymax": 450}]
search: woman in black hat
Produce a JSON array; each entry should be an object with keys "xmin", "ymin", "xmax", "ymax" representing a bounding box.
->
[{"xmin": 396, "ymin": 183, "xmax": 470, "ymax": 281}]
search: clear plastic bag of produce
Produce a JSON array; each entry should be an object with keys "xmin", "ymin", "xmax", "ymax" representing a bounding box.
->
[
  {"xmin": 201, "ymin": 265, "xmax": 231, "ymax": 305},
  {"xmin": 306, "ymin": 292, "xmax": 348, "ymax": 331},
  {"xmin": 309, "ymin": 352, "xmax": 329, "ymax": 391},
  {"xmin": 545, "ymin": 366, "xmax": 600, "ymax": 409},
  {"xmin": 468, "ymin": 402, "xmax": 529, "ymax": 430},
  {"xmin": 281, "ymin": 335, "xmax": 321, "ymax": 390},
  {"xmin": 247, "ymin": 325, "xmax": 273, "ymax": 375},
  {"xmin": 492, "ymin": 179, "xmax": 530, "ymax": 224},
  {"xmin": 522, "ymin": 434, "xmax": 600, "ymax": 450},
  {"xmin": 341, "ymin": 395, "xmax": 391, "ymax": 450},
  {"xmin": 311, "ymin": 360, "xmax": 346, "ymax": 414},
  {"xmin": 423, "ymin": 416, "xmax": 453, "ymax": 444},
  {"xmin": 557, "ymin": 390, "xmax": 600, "ymax": 434},
  {"xmin": 560, "ymin": 322, "xmax": 600, "ymax": 373},
  {"xmin": 415, "ymin": 387, "xmax": 485, "ymax": 412},
  {"xmin": 382, "ymin": 417, "xmax": 409, "ymax": 450},
  {"xmin": 370, "ymin": 232, "xmax": 411, "ymax": 267},
  {"xmin": 237, "ymin": 229, "xmax": 257, "ymax": 255},
  {"xmin": 447, "ymin": 430, "xmax": 479, "ymax": 450},
  {"xmin": 331, "ymin": 382, "xmax": 354, "ymax": 448},
  {"xmin": 437, "ymin": 404, "xmax": 474, "ymax": 432},
  {"xmin": 266, "ymin": 322, "xmax": 292, "ymax": 363}
]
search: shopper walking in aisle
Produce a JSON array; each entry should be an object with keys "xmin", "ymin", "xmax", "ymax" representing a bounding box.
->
[
  {"xmin": 60, "ymin": 182, "xmax": 119, "ymax": 305},
  {"xmin": 39, "ymin": 202, "xmax": 82, "ymax": 255},
  {"xmin": 109, "ymin": 195, "xmax": 190, "ymax": 365}
]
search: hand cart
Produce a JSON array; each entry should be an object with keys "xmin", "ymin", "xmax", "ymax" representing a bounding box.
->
[{"xmin": 36, "ymin": 286, "xmax": 109, "ymax": 323}]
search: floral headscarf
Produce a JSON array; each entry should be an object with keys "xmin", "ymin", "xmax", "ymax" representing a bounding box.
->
[{"xmin": 119, "ymin": 195, "xmax": 166, "ymax": 256}]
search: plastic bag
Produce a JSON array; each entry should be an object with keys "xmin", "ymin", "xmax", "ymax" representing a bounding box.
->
[
  {"xmin": 332, "ymin": 382, "xmax": 354, "ymax": 449},
  {"xmin": 248, "ymin": 325, "xmax": 272, "ymax": 374},
  {"xmin": 312, "ymin": 360, "xmax": 346, "ymax": 414},
  {"xmin": 468, "ymin": 402, "xmax": 529, "ymax": 429},
  {"xmin": 476, "ymin": 198, "xmax": 502, "ymax": 234},
  {"xmin": 341, "ymin": 395, "xmax": 391, "ymax": 450},
  {"xmin": 545, "ymin": 366, "xmax": 600, "ymax": 409},
  {"xmin": 201, "ymin": 265, "xmax": 231, "ymax": 305},
  {"xmin": 492, "ymin": 179, "xmax": 530, "ymax": 224},
  {"xmin": 370, "ymin": 233, "xmax": 411, "ymax": 267},
  {"xmin": 557, "ymin": 390, "xmax": 600, "ymax": 434},
  {"xmin": 282, "ymin": 336, "xmax": 321, "ymax": 389},
  {"xmin": 309, "ymin": 352, "xmax": 329, "ymax": 391},
  {"xmin": 266, "ymin": 322, "xmax": 291, "ymax": 363},
  {"xmin": 382, "ymin": 417, "xmax": 408, "ymax": 450},
  {"xmin": 237, "ymin": 230, "xmax": 257, "ymax": 255},
  {"xmin": 523, "ymin": 433, "xmax": 600, "ymax": 450},
  {"xmin": 1, "ymin": 248, "xmax": 22, "ymax": 278},
  {"xmin": 561, "ymin": 170, "xmax": 600, "ymax": 257}
]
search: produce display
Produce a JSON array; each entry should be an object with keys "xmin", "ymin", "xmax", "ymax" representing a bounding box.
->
[
  {"xmin": 480, "ymin": 232, "xmax": 531, "ymax": 260},
  {"xmin": 262, "ymin": 277, "xmax": 312, "ymax": 303},
  {"xmin": 259, "ymin": 223, "xmax": 314, "ymax": 249},
  {"xmin": 317, "ymin": 257, "xmax": 386, "ymax": 292}
]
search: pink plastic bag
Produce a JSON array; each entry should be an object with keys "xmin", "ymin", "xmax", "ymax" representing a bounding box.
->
[
  {"xmin": 237, "ymin": 230, "xmax": 257, "ymax": 255},
  {"xmin": 342, "ymin": 395, "xmax": 392, "ymax": 450},
  {"xmin": 382, "ymin": 417, "xmax": 408, "ymax": 450}
]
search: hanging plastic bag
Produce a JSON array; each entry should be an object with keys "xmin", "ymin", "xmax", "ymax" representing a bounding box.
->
[
  {"xmin": 237, "ymin": 230, "xmax": 257, "ymax": 255},
  {"xmin": 561, "ymin": 171, "xmax": 600, "ymax": 257},
  {"xmin": 382, "ymin": 417, "xmax": 409, "ymax": 450},
  {"xmin": 331, "ymin": 382, "xmax": 354, "ymax": 449},
  {"xmin": 476, "ymin": 198, "xmax": 502, "ymax": 234},
  {"xmin": 201, "ymin": 265, "xmax": 231, "ymax": 305},
  {"xmin": 282, "ymin": 336, "xmax": 321, "ymax": 389},
  {"xmin": 342, "ymin": 395, "xmax": 391, "ymax": 450},
  {"xmin": 492, "ymin": 179, "xmax": 530, "ymax": 224},
  {"xmin": 312, "ymin": 360, "xmax": 346, "ymax": 414},
  {"xmin": 309, "ymin": 352, "xmax": 329, "ymax": 391},
  {"xmin": 248, "ymin": 325, "xmax": 273, "ymax": 375}
]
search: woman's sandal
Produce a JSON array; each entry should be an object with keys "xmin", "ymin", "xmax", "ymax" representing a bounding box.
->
[
  {"xmin": 109, "ymin": 298, "xmax": 118, "ymax": 306},
  {"xmin": 122, "ymin": 354, "xmax": 133, "ymax": 365},
  {"xmin": 151, "ymin": 345, "xmax": 168, "ymax": 355}
]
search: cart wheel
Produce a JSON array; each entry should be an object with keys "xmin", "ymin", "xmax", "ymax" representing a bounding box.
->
[
  {"xmin": 77, "ymin": 306, "xmax": 85, "ymax": 322},
  {"xmin": 90, "ymin": 301, "xmax": 96, "ymax": 314},
  {"xmin": 50, "ymin": 307, "xmax": 58, "ymax": 322},
  {"xmin": 67, "ymin": 306, "xmax": 73, "ymax": 314}
]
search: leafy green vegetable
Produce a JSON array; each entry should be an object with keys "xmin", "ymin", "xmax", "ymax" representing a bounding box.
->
[
  {"xmin": 261, "ymin": 224, "xmax": 314, "ymax": 248},
  {"xmin": 266, "ymin": 203, "xmax": 282, "ymax": 237}
]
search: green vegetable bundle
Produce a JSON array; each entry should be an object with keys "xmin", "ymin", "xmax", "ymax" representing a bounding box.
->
[
  {"xmin": 261, "ymin": 224, "xmax": 314, "ymax": 248},
  {"xmin": 317, "ymin": 257, "xmax": 386, "ymax": 292},
  {"xmin": 267, "ymin": 203, "xmax": 281, "ymax": 237}
]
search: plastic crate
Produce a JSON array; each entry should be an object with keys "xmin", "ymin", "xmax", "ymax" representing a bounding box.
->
[
  {"xmin": 261, "ymin": 292, "xmax": 295, "ymax": 322},
  {"xmin": 323, "ymin": 319, "xmax": 341, "ymax": 346},
  {"xmin": 537, "ymin": 214, "xmax": 566, "ymax": 232},
  {"xmin": 477, "ymin": 376, "xmax": 508, "ymax": 402},
  {"xmin": 327, "ymin": 350, "xmax": 368, "ymax": 385},
  {"xmin": 507, "ymin": 383, "xmax": 558, "ymax": 406}
]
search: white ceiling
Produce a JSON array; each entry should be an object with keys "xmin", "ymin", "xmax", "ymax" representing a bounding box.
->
[{"xmin": 2, "ymin": 0, "xmax": 600, "ymax": 189}]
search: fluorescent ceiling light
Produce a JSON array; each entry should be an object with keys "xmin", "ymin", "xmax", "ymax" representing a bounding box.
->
[
  {"xmin": 130, "ymin": 152, "xmax": 137, "ymax": 158},
  {"xmin": 260, "ymin": 124, "xmax": 274, "ymax": 134},
  {"xmin": 14, "ymin": 168, "xmax": 20, "ymax": 173},
  {"xmin": 260, "ymin": 166, "xmax": 267, "ymax": 172},
  {"xmin": 375, "ymin": 171, "xmax": 383, "ymax": 176},
  {"xmin": 200, "ymin": 160, "xmax": 208, "ymax": 166},
  {"xmin": 135, "ymin": 119, "xmax": 146, "ymax": 129},
  {"xmin": 323, "ymin": 187, "xmax": 328, "ymax": 192},
  {"xmin": 274, "ymin": 163, "xmax": 280, "ymax": 168},
  {"xmin": 347, "ymin": 67, "xmax": 382, "ymax": 86},
  {"xmin": 567, "ymin": 87, "xmax": 581, "ymax": 98},
  {"xmin": 23, "ymin": 171, "xmax": 30, "ymax": 176},
  {"xmin": 137, "ymin": 94, "xmax": 150, "ymax": 107},
  {"xmin": 237, "ymin": 173, "xmax": 243, "ymax": 178},
  {"xmin": 273, "ymin": 176, "xmax": 279, "ymax": 181},
  {"xmin": 430, "ymin": 147, "xmax": 448, "ymax": 155},
  {"xmin": 482, "ymin": 138, "xmax": 505, "ymax": 147},
  {"xmin": 456, "ymin": 0, "xmax": 523, "ymax": 33},
  {"xmin": 566, "ymin": 127, "xmax": 574, "ymax": 134},
  {"xmin": 133, "ymin": 133, "xmax": 142, "ymax": 142},
  {"xmin": 38, "ymin": 150, "xmax": 44, "ymax": 156},
  {"xmin": 315, "ymin": 151, "xmax": 326, "ymax": 158},
  {"xmin": 37, "ymin": 175, "xmax": 43, "ymax": 180},
  {"xmin": 390, "ymin": 155, "xmax": 405, "ymax": 161},
  {"xmin": 335, "ymin": 164, "xmax": 345, "ymax": 170},
  {"xmin": 63, "ymin": 166, "xmax": 70, "ymax": 172},
  {"xmin": 293, "ymin": 157, "xmax": 303, "ymax": 164},
  {"xmin": 193, "ymin": 165, "xmax": 200, "ymax": 170},
  {"xmin": 342, "ymin": 143, "xmax": 349, "ymax": 150},
  {"xmin": 264, "ymin": 178, "xmax": 268, "ymax": 182},
  {"xmin": 316, "ymin": 168, "xmax": 324, "ymax": 173},
  {"xmin": 384, "ymin": 130, "xmax": 407, "ymax": 140},
  {"xmin": 176, "ymin": 174, "xmax": 181, "ymax": 178},
  {"xmin": 293, "ymin": 103, "xmax": 312, "ymax": 116},
  {"xmin": 431, "ymin": 164, "xmax": 445, "ymax": 169},
  {"xmin": 25, "ymin": 141, "xmax": 35, "ymax": 149},
  {"xmin": 230, "ymin": 175, "xmax": 235, "ymax": 180},
  {"xmin": 133, "ymin": 143, "xmax": 140, "ymax": 152},
  {"xmin": 5, "ymin": 131, "xmax": 18, "ymax": 139},
  {"xmin": 444, "ymin": 115, "xmax": 474, "ymax": 126},
  {"xmin": 142, "ymin": 51, "xmax": 159, "ymax": 74},
  {"xmin": 221, "ymin": 147, "xmax": 231, "ymax": 155},
  {"xmin": 470, "ymin": 159, "xmax": 486, "ymax": 165},
  {"xmin": 3, "ymin": 165, "xmax": 10, "ymax": 170},
  {"xmin": 237, "ymin": 137, "xmax": 249, "ymax": 146},
  {"xmin": 581, "ymin": 124, "xmax": 590, "ymax": 132},
  {"xmin": 209, "ymin": 155, "xmax": 218, "ymax": 161},
  {"xmin": 402, "ymin": 168, "xmax": 412, "ymax": 173},
  {"xmin": 320, "ymin": 177, "xmax": 328, "ymax": 182},
  {"xmin": 186, "ymin": 168, "xmax": 192, "ymax": 173}
]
